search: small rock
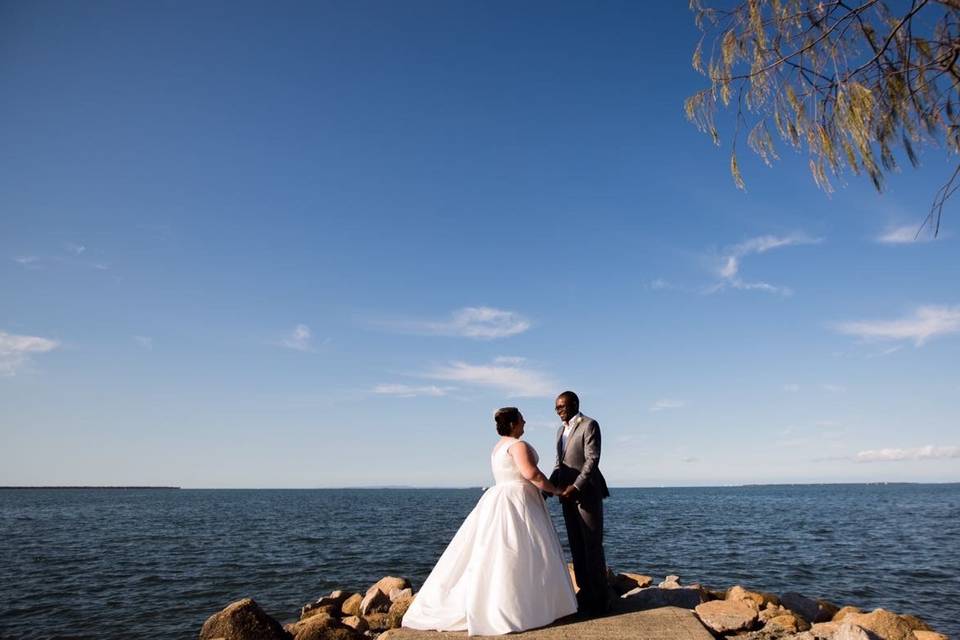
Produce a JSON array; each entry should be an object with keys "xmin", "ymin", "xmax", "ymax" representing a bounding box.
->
[
  {"xmin": 359, "ymin": 589, "xmax": 391, "ymax": 616},
  {"xmin": 607, "ymin": 570, "xmax": 653, "ymax": 595},
  {"xmin": 360, "ymin": 577, "xmax": 411, "ymax": 616},
  {"xmin": 695, "ymin": 598, "xmax": 760, "ymax": 633},
  {"xmin": 834, "ymin": 606, "xmax": 864, "ymax": 622},
  {"xmin": 340, "ymin": 594, "xmax": 362, "ymax": 617},
  {"xmin": 913, "ymin": 632, "xmax": 948, "ymax": 640},
  {"xmin": 728, "ymin": 585, "xmax": 780, "ymax": 608},
  {"xmin": 300, "ymin": 604, "xmax": 340, "ymax": 621},
  {"xmin": 835, "ymin": 622, "xmax": 874, "ymax": 640},
  {"xmin": 285, "ymin": 614, "xmax": 363, "ymax": 640},
  {"xmin": 199, "ymin": 598, "xmax": 289, "ymax": 640},
  {"xmin": 843, "ymin": 609, "xmax": 917, "ymax": 640},
  {"xmin": 660, "ymin": 574, "xmax": 682, "ymax": 589},
  {"xmin": 781, "ymin": 592, "xmax": 840, "ymax": 624},
  {"xmin": 766, "ymin": 613, "xmax": 809, "ymax": 633},
  {"xmin": 567, "ymin": 563, "xmax": 579, "ymax": 592},
  {"xmin": 363, "ymin": 612, "xmax": 391, "ymax": 632},
  {"xmin": 387, "ymin": 594, "xmax": 414, "ymax": 629},
  {"xmin": 389, "ymin": 588, "xmax": 413, "ymax": 603},
  {"xmin": 341, "ymin": 616, "xmax": 368, "ymax": 633},
  {"xmin": 810, "ymin": 621, "xmax": 842, "ymax": 639}
]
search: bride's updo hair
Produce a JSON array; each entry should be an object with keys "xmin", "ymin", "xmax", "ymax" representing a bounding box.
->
[{"xmin": 494, "ymin": 407, "xmax": 521, "ymax": 436}]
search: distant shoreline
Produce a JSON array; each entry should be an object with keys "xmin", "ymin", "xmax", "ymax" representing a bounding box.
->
[
  {"xmin": 1, "ymin": 482, "xmax": 957, "ymax": 490},
  {"xmin": 0, "ymin": 486, "xmax": 181, "ymax": 490}
]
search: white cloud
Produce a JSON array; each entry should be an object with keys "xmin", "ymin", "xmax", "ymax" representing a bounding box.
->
[
  {"xmin": 65, "ymin": 242, "xmax": 86, "ymax": 255},
  {"xmin": 134, "ymin": 336, "xmax": 153, "ymax": 351},
  {"xmin": 649, "ymin": 398, "xmax": 684, "ymax": 412},
  {"xmin": 783, "ymin": 383, "xmax": 800, "ymax": 392},
  {"xmin": 12, "ymin": 256, "xmax": 41, "ymax": 268},
  {"xmin": 710, "ymin": 233, "xmax": 821, "ymax": 295},
  {"xmin": 0, "ymin": 330, "xmax": 59, "ymax": 376},
  {"xmin": 854, "ymin": 445, "xmax": 960, "ymax": 463},
  {"xmin": 280, "ymin": 324, "xmax": 313, "ymax": 351},
  {"xmin": 425, "ymin": 357, "xmax": 556, "ymax": 397},
  {"xmin": 822, "ymin": 384, "xmax": 846, "ymax": 393},
  {"xmin": 649, "ymin": 278, "xmax": 673, "ymax": 291},
  {"xmin": 834, "ymin": 305, "xmax": 960, "ymax": 346},
  {"xmin": 372, "ymin": 384, "xmax": 453, "ymax": 398},
  {"xmin": 876, "ymin": 225, "xmax": 931, "ymax": 245},
  {"xmin": 383, "ymin": 307, "xmax": 531, "ymax": 340}
]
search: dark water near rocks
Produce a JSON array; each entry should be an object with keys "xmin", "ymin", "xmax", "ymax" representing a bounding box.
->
[{"xmin": 1, "ymin": 484, "xmax": 958, "ymax": 639}]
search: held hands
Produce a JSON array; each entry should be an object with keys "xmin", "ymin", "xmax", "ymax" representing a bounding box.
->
[{"xmin": 557, "ymin": 485, "xmax": 579, "ymax": 502}]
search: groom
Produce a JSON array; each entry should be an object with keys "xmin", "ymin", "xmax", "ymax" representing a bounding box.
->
[{"xmin": 550, "ymin": 390, "xmax": 611, "ymax": 617}]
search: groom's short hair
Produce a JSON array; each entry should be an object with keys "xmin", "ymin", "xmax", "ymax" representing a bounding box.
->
[{"xmin": 557, "ymin": 391, "xmax": 579, "ymax": 412}]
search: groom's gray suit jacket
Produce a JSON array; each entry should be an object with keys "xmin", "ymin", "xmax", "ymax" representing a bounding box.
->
[{"xmin": 550, "ymin": 414, "xmax": 610, "ymax": 500}]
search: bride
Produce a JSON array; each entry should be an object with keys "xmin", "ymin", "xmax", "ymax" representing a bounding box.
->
[{"xmin": 402, "ymin": 407, "xmax": 578, "ymax": 636}]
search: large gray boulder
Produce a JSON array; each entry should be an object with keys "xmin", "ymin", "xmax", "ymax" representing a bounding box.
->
[
  {"xmin": 622, "ymin": 586, "xmax": 711, "ymax": 610},
  {"xmin": 781, "ymin": 592, "xmax": 839, "ymax": 624},
  {"xmin": 199, "ymin": 598, "xmax": 290, "ymax": 640}
]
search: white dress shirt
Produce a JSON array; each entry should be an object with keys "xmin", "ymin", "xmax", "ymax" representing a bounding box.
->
[{"xmin": 560, "ymin": 413, "xmax": 582, "ymax": 455}]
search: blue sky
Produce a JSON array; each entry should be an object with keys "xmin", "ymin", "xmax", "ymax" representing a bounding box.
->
[{"xmin": 2, "ymin": 1, "xmax": 958, "ymax": 488}]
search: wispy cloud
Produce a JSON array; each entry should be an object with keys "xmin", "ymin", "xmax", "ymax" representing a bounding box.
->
[
  {"xmin": 649, "ymin": 398, "xmax": 684, "ymax": 412},
  {"xmin": 854, "ymin": 445, "xmax": 960, "ymax": 463},
  {"xmin": 875, "ymin": 225, "xmax": 932, "ymax": 245},
  {"xmin": 834, "ymin": 305, "xmax": 960, "ymax": 346},
  {"xmin": 12, "ymin": 256, "xmax": 41, "ymax": 269},
  {"xmin": 379, "ymin": 307, "xmax": 531, "ymax": 340},
  {"xmin": 372, "ymin": 384, "xmax": 453, "ymax": 398},
  {"xmin": 424, "ymin": 356, "xmax": 556, "ymax": 397},
  {"xmin": 783, "ymin": 383, "xmax": 800, "ymax": 392},
  {"xmin": 11, "ymin": 244, "xmax": 108, "ymax": 271},
  {"xmin": 822, "ymin": 384, "xmax": 846, "ymax": 393},
  {"xmin": 709, "ymin": 233, "xmax": 821, "ymax": 295},
  {"xmin": 280, "ymin": 324, "xmax": 314, "ymax": 352},
  {"xmin": 0, "ymin": 330, "xmax": 59, "ymax": 376},
  {"xmin": 649, "ymin": 278, "xmax": 674, "ymax": 291},
  {"xmin": 134, "ymin": 336, "xmax": 153, "ymax": 351}
]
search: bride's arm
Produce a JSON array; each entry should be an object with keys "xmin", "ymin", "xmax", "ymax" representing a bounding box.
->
[{"xmin": 510, "ymin": 442, "xmax": 560, "ymax": 494}]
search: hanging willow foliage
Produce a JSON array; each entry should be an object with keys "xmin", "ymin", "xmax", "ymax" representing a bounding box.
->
[{"xmin": 686, "ymin": 0, "xmax": 960, "ymax": 236}]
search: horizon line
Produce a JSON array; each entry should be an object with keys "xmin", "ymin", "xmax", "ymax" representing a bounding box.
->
[{"xmin": 2, "ymin": 481, "xmax": 958, "ymax": 490}]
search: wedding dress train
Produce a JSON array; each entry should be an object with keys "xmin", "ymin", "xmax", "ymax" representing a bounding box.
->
[{"xmin": 402, "ymin": 438, "xmax": 577, "ymax": 636}]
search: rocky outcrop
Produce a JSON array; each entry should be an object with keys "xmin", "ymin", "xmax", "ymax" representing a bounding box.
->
[
  {"xmin": 695, "ymin": 598, "xmax": 761, "ymax": 634},
  {"xmin": 198, "ymin": 571, "xmax": 948, "ymax": 640},
  {"xmin": 199, "ymin": 598, "xmax": 290, "ymax": 640}
]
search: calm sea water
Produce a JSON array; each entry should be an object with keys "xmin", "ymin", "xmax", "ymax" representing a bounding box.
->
[{"xmin": 1, "ymin": 484, "xmax": 958, "ymax": 639}]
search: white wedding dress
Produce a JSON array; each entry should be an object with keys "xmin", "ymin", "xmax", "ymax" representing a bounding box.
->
[{"xmin": 402, "ymin": 438, "xmax": 578, "ymax": 636}]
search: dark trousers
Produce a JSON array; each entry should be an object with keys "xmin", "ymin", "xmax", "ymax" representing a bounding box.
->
[{"xmin": 561, "ymin": 494, "xmax": 608, "ymax": 614}]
